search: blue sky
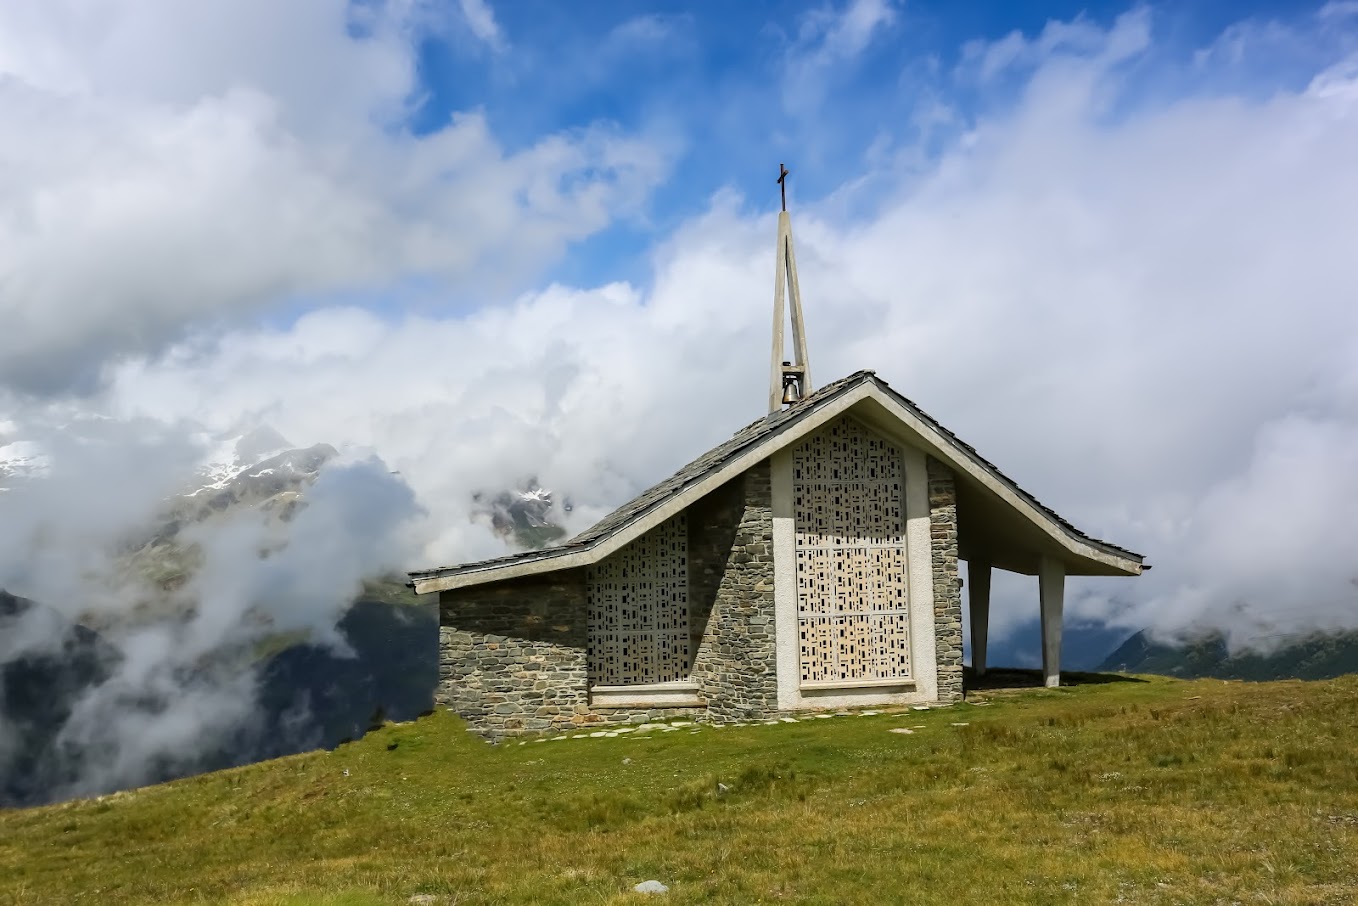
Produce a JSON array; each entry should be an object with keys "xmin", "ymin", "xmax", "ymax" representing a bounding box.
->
[{"xmin": 406, "ymin": 0, "xmax": 1349, "ymax": 289}]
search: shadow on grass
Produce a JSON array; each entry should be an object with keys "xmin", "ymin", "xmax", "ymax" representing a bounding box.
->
[{"xmin": 964, "ymin": 666, "xmax": 1149, "ymax": 692}]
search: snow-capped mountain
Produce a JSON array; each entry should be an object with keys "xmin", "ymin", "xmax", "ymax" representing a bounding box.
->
[
  {"xmin": 189, "ymin": 425, "xmax": 298, "ymax": 496},
  {"xmin": 471, "ymin": 481, "xmax": 570, "ymax": 550},
  {"xmin": 0, "ymin": 439, "xmax": 51, "ymax": 491}
]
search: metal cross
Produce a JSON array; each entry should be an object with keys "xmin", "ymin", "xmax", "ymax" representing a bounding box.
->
[{"xmin": 777, "ymin": 163, "xmax": 789, "ymax": 212}]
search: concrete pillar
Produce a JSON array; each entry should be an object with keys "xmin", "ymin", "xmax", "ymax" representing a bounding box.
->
[
  {"xmin": 968, "ymin": 561, "xmax": 991, "ymax": 676},
  {"xmin": 1039, "ymin": 556, "xmax": 1065, "ymax": 688}
]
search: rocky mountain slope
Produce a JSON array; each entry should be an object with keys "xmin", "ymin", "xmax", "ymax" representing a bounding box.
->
[
  {"xmin": 0, "ymin": 429, "xmax": 438, "ymax": 807},
  {"xmin": 1099, "ymin": 628, "xmax": 1358, "ymax": 680}
]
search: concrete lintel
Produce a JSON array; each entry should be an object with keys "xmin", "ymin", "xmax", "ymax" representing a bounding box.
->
[{"xmin": 590, "ymin": 682, "xmax": 703, "ymax": 709}]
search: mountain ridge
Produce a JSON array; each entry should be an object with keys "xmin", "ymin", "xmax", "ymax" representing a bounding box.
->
[{"xmin": 1098, "ymin": 627, "xmax": 1358, "ymax": 680}]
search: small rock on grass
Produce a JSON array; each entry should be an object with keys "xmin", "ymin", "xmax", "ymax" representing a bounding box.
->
[
  {"xmin": 409, "ymin": 895, "xmax": 440, "ymax": 905},
  {"xmin": 634, "ymin": 880, "xmax": 669, "ymax": 894},
  {"xmin": 889, "ymin": 728, "xmax": 914, "ymax": 734}
]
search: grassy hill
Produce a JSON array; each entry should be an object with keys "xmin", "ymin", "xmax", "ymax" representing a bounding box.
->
[{"xmin": 3, "ymin": 673, "xmax": 1357, "ymax": 905}]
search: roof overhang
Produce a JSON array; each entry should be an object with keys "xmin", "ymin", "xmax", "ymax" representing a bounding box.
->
[{"xmin": 409, "ymin": 375, "xmax": 1144, "ymax": 595}]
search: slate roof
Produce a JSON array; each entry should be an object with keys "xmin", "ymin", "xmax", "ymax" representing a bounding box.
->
[{"xmin": 408, "ymin": 371, "xmax": 1143, "ymax": 589}]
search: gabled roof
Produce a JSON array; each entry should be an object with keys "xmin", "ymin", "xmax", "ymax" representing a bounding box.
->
[{"xmin": 409, "ymin": 371, "xmax": 1145, "ymax": 594}]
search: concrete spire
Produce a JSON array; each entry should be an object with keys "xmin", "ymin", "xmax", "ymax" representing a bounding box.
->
[{"xmin": 769, "ymin": 164, "xmax": 812, "ymax": 413}]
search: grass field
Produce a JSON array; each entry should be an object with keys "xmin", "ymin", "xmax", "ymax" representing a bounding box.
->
[{"xmin": 3, "ymin": 672, "xmax": 1356, "ymax": 905}]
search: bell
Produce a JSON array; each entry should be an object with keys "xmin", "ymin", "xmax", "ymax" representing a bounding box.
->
[{"xmin": 781, "ymin": 378, "xmax": 800, "ymax": 405}]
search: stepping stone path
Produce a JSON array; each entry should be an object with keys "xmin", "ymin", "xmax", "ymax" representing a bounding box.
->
[{"xmin": 533, "ymin": 704, "xmax": 969, "ymax": 743}]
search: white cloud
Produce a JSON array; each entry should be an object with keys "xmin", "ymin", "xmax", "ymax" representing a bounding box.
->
[
  {"xmin": 0, "ymin": 411, "xmax": 424, "ymax": 798},
  {"xmin": 55, "ymin": 8, "xmax": 1356, "ymax": 657},
  {"xmin": 959, "ymin": 8, "xmax": 1150, "ymax": 83},
  {"xmin": 813, "ymin": 0, "xmax": 896, "ymax": 61},
  {"xmin": 782, "ymin": 0, "xmax": 898, "ymax": 113},
  {"xmin": 0, "ymin": 0, "xmax": 663, "ymax": 395},
  {"xmin": 4, "ymin": 6, "xmax": 1358, "ymax": 799},
  {"xmin": 458, "ymin": 0, "xmax": 505, "ymax": 51},
  {"xmin": 1318, "ymin": 1, "xmax": 1358, "ymax": 23}
]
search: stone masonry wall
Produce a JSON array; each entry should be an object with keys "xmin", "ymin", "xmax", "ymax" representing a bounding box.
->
[
  {"xmin": 927, "ymin": 456, "xmax": 964, "ymax": 703},
  {"xmin": 437, "ymin": 572, "xmax": 590, "ymax": 737},
  {"xmin": 689, "ymin": 462, "xmax": 780, "ymax": 721},
  {"xmin": 439, "ymin": 463, "xmax": 780, "ymax": 738}
]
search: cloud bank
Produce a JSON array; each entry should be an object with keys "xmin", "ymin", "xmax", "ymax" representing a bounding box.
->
[
  {"xmin": 0, "ymin": 413, "xmax": 422, "ymax": 798},
  {"xmin": 0, "ymin": 0, "xmax": 664, "ymax": 395},
  {"xmin": 65, "ymin": 8, "xmax": 1356, "ymax": 652},
  {"xmin": 3, "ymin": 2, "xmax": 1358, "ymax": 799}
]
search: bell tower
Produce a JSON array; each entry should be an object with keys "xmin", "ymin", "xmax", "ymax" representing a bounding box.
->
[{"xmin": 769, "ymin": 163, "xmax": 812, "ymax": 412}]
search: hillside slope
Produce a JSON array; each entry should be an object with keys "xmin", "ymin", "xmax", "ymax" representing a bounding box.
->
[
  {"xmin": 1099, "ymin": 628, "xmax": 1358, "ymax": 680},
  {"xmin": 3, "ymin": 674, "xmax": 1356, "ymax": 906}
]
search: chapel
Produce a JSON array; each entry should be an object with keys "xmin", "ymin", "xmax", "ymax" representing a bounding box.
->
[{"xmin": 409, "ymin": 171, "xmax": 1145, "ymax": 737}]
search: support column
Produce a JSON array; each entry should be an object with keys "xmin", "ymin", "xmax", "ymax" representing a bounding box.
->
[
  {"xmin": 968, "ymin": 561, "xmax": 991, "ymax": 677},
  {"xmin": 1039, "ymin": 556, "xmax": 1065, "ymax": 688}
]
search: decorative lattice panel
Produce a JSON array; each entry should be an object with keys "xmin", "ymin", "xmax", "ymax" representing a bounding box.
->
[
  {"xmin": 793, "ymin": 417, "xmax": 911, "ymax": 683},
  {"xmin": 587, "ymin": 515, "xmax": 689, "ymax": 685}
]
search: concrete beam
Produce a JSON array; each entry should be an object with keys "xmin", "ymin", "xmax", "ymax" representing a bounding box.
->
[
  {"xmin": 968, "ymin": 560, "xmax": 991, "ymax": 677},
  {"xmin": 1039, "ymin": 555, "xmax": 1065, "ymax": 688}
]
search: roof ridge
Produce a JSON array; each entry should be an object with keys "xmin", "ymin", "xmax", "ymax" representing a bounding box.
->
[{"xmin": 408, "ymin": 369, "xmax": 1143, "ymax": 587}]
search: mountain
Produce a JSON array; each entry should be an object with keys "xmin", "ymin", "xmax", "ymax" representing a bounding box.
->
[
  {"xmin": 0, "ymin": 587, "xmax": 436, "ymax": 808},
  {"xmin": 0, "ymin": 592, "xmax": 122, "ymax": 805},
  {"xmin": 1099, "ymin": 628, "xmax": 1358, "ymax": 681},
  {"xmin": 111, "ymin": 440, "xmax": 340, "ymax": 605},
  {"xmin": 983, "ymin": 616, "xmax": 1132, "ymax": 672},
  {"xmin": 0, "ymin": 432, "xmax": 437, "ymax": 807},
  {"xmin": 0, "ymin": 438, "xmax": 49, "ymax": 491},
  {"xmin": 471, "ymin": 481, "xmax": 568, "ymax": 550}
]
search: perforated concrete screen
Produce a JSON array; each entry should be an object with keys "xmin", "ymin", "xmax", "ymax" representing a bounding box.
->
[
  {"xmin": 587, "ymin": 515, "xmax": 690, "ymax": 685},
  {"xmin": 793, "ymin": 416, "xmax": 911, "ymax": 683}
]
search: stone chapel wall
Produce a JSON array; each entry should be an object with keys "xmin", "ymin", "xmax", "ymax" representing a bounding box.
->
[
  {"xmin": 688, "ymin": 462, "xmax": 779, "ymax": 720},
  {"xmin": 437, "ymin": 571, "xmax": 590, "ymax": 736},
  {"xmin": 438, "ymin": 461, "xmax": 780, "ymax": 738},
  {"xmin": 927, "ymin": 456, "xmax": 964, "ymax": 702}
]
